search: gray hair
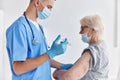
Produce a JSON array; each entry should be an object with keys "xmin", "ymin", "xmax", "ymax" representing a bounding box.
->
[{"xmin": 80, "ymin": 15, "xmax": 104, "ymax": 36}]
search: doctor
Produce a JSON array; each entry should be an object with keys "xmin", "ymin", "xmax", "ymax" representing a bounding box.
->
[{"xmin": 6, "ymin": 0, "xmax": 72, "ymax": 80}]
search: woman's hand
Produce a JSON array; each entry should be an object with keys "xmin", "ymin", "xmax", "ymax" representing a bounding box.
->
[{"xmin": 53, "ymin": 69, "xmax": 67, "ymax": 80}]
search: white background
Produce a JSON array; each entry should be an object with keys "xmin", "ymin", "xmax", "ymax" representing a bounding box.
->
[
  {"xmin": 0, "ymin": 10, "xmax": 4, "ymax": 80},
  {"xmin": 0, "ymin": 0, "xmax": 120, "ymax": 80}
]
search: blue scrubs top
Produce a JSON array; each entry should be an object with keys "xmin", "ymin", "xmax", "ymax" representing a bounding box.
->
[{"xmin": 6, "ymin": 16, "xmax": 52, "ymax": 80}]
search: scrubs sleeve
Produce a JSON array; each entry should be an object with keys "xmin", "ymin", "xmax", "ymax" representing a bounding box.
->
[{"xmin": 12, "ymin": 22, "xmax": 28, "ymax": 63}]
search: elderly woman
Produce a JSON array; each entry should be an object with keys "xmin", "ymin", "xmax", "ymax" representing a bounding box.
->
[{"xmin": 53, "ymin": 15, "xmax": 109, "ymax": 80}]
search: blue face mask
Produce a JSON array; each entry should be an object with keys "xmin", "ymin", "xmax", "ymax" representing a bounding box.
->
[
  {"xmin": 38, "ymin": 7, "xmax": 51, "ymax": 19},
  {"xmin": 81, "ymin": 33, "xmax": 90, "ymax": 43}
]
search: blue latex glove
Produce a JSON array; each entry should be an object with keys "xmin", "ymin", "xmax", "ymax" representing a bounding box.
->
[
  {"xmin": 60, "ymin": 64, "xmax": 73, "ymax": 70},
  {"xmin": 46, "ymin": 35, "xmax": 68, "ymax": 58}
]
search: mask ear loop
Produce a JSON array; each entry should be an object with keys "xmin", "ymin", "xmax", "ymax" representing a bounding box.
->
[
  {"xmin": 35, "ymin": 0, "xmax": 45, "ymax": 18},
  {"xmin": 38, "ymin": 0, "xmax": 45, "ymax": 11},
  {"xmin": 89, "ymin": 28, "xmax": 97, "ymax": 43}
]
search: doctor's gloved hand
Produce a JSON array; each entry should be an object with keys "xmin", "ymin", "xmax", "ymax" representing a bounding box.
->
[
  {"xmin": 46, "ymin": 35, "xmax": 68, "ymax": 58},
  {"xmin": 60, "ymin": 64, "xmax": 73, "ymax": 70}
]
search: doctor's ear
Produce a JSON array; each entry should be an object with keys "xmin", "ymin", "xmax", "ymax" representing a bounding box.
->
[{"xmin": 34, "ymin": 0, "xmax": 40, "ymax": 7}]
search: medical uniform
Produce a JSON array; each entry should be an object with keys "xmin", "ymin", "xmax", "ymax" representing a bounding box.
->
[
  {"xmin": 81, "ymin": 41, "xmax": 109, "ymax": 80},
  {"xmin": 6, "ymin": 16, "xmax": 52, "ymax": 80}
]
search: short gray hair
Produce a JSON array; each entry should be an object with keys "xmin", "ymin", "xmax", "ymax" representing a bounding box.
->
[
  {"xmin": 30, "ymin": 0, "xmax": 34, "ymax": 3},
  {"xmin": 80, "ymin": 15, "xmax": 104, "ymax": 36}
]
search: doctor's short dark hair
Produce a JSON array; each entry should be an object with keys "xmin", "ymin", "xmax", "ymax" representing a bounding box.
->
[
  {"xmin": 30, "ymin": 0, "xmax": 56, "ymax": 3},
  {"xmin": 30, "ymin": 0, "xmax": 33, "ymax": 3}
]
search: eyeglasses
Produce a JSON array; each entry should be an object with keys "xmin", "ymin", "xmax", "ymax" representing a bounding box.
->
[
  {"xmin": 80, "ymin": 26, "xmax": 94, "ymax": 33},
  {"xmin": 80, "ymin": 26, "xmax": 89, "ymax": 31}
]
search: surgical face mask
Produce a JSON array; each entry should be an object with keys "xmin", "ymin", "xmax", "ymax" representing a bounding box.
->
[
  {"xmin": 38, "ymin": 7, "xmax": 51, "ymax": 19},
  {"xmin": 81, "ymin": 33, "xmax": 90, "ymax": 43}
]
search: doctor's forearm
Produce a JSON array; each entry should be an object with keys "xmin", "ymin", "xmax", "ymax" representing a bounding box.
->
[{"xmin": 13, "ymin": 54, "xmax": 50, "ymax": 75}]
